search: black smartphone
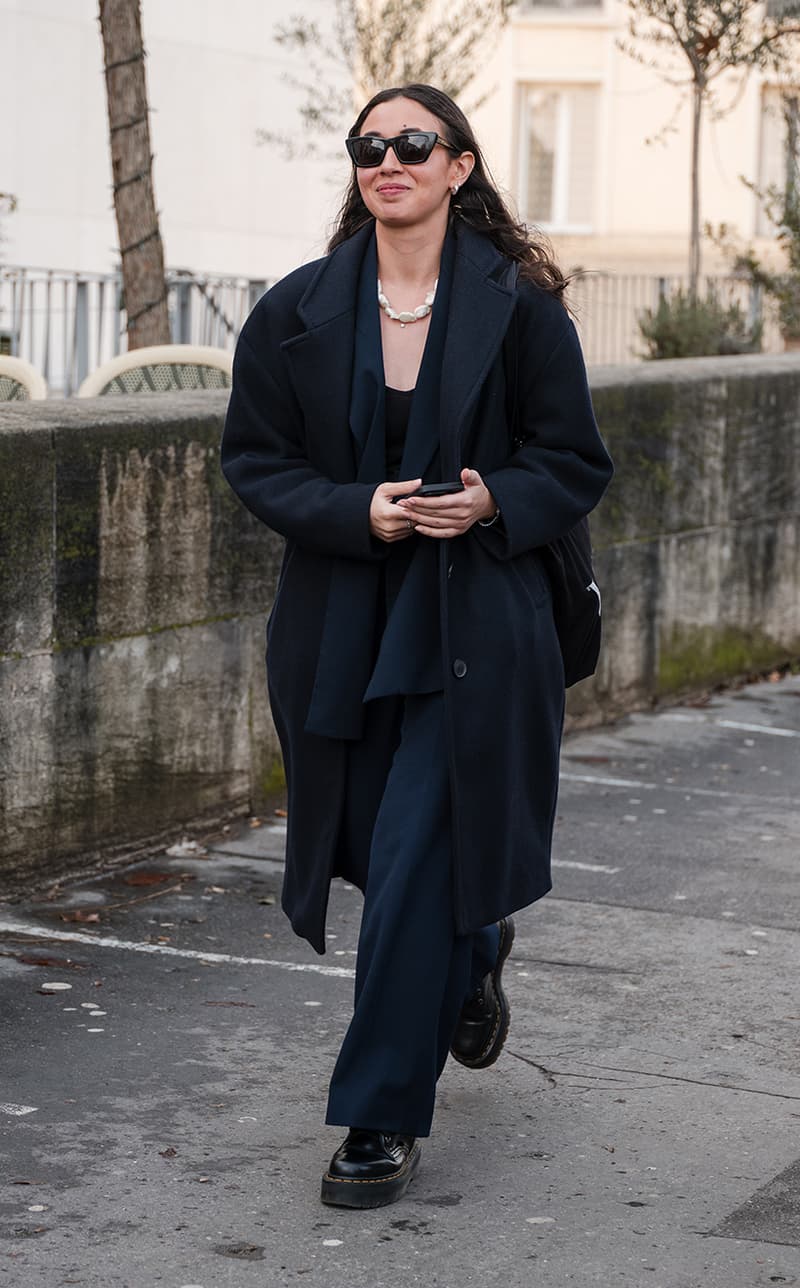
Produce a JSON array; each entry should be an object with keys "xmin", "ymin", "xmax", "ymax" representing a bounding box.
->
[{"xmin": 392, "ymin": 481, "xmax": 465, "ymax": 503}]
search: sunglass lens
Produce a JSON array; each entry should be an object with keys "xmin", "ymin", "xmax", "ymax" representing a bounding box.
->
[
  {"xmin": 349, "ymin": 137, "xmax": 386, "ymax": 167},
  {"xmin": 395, "ymin": 133, "xmax": 435, "ymax": 163}
]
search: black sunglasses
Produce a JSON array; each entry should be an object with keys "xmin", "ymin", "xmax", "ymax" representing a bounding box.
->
[{"xmin": 345, "ymin": 131, "xmax": 458, "ymax": 168}]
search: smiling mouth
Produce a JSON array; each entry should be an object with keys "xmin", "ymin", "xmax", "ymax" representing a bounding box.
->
[{"xmin": 377, "ymin": 185, "xmax": 409, "ymax": 194}]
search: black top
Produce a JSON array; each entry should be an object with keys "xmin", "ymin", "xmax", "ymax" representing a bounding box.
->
[{"xmin": 384, "ymin": 385, "xmax": 414, "ymax": 481}]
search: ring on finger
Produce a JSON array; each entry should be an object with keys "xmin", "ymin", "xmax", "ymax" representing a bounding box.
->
[{"xmin": 406, "ymin": 519, "xmax": 414, "ymax": 531}]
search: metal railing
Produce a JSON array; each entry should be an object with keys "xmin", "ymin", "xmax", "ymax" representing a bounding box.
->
[
  {"xmin": 0, "ymin": 266, "xmax": 270, "ymax": 396},
  {"xmin": 568, "ymin": 270, "xmax": 783, "ymax": 365},
  {"xmin": 0, "ymin": 264, "xmax": 785, "ymax": 395}
]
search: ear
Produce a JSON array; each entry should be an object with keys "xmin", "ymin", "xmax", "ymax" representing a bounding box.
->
[{"xmin": 451, "ymin": 151, "xmax": 475, "ymax": 189}]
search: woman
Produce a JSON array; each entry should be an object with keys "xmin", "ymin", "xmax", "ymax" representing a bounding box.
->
[{"xmin": 221, "ymin": 83, "xmax": 612, "ymax": 1210}]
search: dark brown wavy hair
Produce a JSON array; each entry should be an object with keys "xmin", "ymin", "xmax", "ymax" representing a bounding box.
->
[{"xmin": 328, "ymin": 83, "xmax": 568, "ymax": 303}]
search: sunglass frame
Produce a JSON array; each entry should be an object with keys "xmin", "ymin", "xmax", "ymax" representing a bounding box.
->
[{"xmin": 345, "ymin": 131, "xmax": 457, "ymax": 168}]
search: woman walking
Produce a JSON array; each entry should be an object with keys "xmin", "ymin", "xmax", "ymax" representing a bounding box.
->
[{"xmin": 221, "ymin": 83, "xmax": 613, "ymax": 1209}]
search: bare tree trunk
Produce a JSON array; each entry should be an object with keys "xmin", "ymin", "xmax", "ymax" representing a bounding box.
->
[
  {"xmin": 689, "ymin": 79, "xmax": 703, "ymax": 298},
  {"xmin": 786, "ymin": 94, "xmax": 799, "ymax": 206},
  {"xmin": 98, "ymin": 0, "xmax": 169, "ymax": 349}
]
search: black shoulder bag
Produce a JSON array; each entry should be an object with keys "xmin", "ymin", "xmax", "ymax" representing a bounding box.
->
[{"xmin": 502, "ymin": 285, "xmax": 602, "ymax": 689}]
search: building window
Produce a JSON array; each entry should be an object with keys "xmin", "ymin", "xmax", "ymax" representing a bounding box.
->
[
  {"xmin": 757, "ymin": 87, "xmax": 799, "ymax": 236},
  {"xmin": 518, "ymin": 84, "xmax": 599, "ymax": 232}
]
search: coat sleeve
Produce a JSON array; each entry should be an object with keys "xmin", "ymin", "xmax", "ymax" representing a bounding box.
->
[
  {"xmin": 474, "ymin": 305, "xmax": 613, "ymax": 561},
  {"xmin": 221, "ymin": 321, "xmax": 382, "ymax": 562}
]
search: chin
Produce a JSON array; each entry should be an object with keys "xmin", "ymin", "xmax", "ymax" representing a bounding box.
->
[
  {"xmin": 375, "ymin": 210, "xmax": 415, "ymax": 226},
  {"xmin": 373, "ymin": 205, "xmax": 437, "ymax": 229}
]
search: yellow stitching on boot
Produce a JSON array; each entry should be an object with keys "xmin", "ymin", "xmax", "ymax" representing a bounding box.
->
[{"xmin": 323, "ymin": 1144, "xmax": 420, "ymax": 1185}]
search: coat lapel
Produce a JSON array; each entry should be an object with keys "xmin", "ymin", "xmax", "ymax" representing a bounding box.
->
[
  {"xmin": 350, "ymin": 235, "xmax": 387, "ymax": 479},
  {"xmin": 438, "ymin": 227, "xmax": 518, "ymax": 478},
  {"xmin": 280, "ymin": 224, "xmax": 374, "ymax": 483},
  {"xmin": 397, "ymin": 231, "xmax": 455, "ymax": 484}
]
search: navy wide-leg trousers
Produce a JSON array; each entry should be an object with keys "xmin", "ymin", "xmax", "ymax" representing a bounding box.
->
[{"xmin": 325, "ymin": 691, "xmax": 500, "ymax": 1138}]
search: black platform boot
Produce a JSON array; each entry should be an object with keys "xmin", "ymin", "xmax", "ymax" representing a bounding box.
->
[
  {"xmin": 321, "ymin": 1129, "xmax": 421, "ymax": 1208},
  {"xmin": 449, "ymin": 916, "xmax": 516, "ymax": 1069}
]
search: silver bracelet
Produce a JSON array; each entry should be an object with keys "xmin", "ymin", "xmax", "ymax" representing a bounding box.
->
[{"xmin": 477, "ymin": 506, "xmax": 500, "ymax": 528}]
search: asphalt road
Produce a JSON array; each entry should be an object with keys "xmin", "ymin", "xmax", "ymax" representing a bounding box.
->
[{"xmin": 1, "ymin": 673, "xmax": 799, "ymax": 1288}]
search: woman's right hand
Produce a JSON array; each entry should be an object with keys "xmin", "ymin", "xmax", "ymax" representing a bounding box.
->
[{"xmin": 369, "ymin": 479, "xmax": 423, "ymax": 543}]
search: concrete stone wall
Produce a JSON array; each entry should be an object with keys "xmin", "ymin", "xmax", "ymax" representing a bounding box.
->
[
  {"xmin": 0, "ymin": 392, "xmax": 283, "ymax": 887},
  {"xmin": 576, "ymin": 353, "xmax": 800, "ymax": 721},
  {"xmin": 1, "ymin": 355, "xmax": 799, "ymax": 885}
]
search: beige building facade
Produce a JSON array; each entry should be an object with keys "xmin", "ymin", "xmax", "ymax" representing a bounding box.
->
[
  {"xmin": 1, "ymin": 0, "xmax": 796, "ymax": 371},
  {"xmin": 473, "ymin": 0, "xmax": 798, "ymax": 279}
]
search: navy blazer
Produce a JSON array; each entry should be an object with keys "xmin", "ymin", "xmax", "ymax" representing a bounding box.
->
[{"xmin": 221, "ymin": 220, "xmax": 613, "ymax": 953}]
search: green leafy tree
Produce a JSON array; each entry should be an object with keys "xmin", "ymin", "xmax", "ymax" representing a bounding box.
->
[
  {"xmin": 260, "ymin": 0, "xmax": 516, "ymax": 158},
  {"xmin": 619, "ymin": 0, "xmax": 800, "ymax": 294}
]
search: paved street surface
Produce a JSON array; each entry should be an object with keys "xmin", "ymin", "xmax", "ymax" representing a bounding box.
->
[{"xmin": 1, "ymin": 674, "xmax": 799, "ymax": 1288}]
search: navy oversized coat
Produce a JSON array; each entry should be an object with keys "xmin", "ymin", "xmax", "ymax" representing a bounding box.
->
[{"xmin": 221, "ymin": 221, "xmax": 613, "ymax": 954}]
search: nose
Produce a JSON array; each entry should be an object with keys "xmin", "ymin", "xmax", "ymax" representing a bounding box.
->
[{"xmin": 378, "ymin": 143, "xmax": 404, "ymax": 172}]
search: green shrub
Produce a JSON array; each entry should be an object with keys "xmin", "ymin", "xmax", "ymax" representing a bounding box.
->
[
  {"xmin": 734, "ymin": 238, "xmax": 800, "ymax": 343},
  {"xmin": 638, "ymin": 287, "xmax": 763, "ymax": 360}
]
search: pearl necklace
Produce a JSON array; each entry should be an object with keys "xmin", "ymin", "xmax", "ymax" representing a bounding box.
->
[{"xmin": 377, "ymin": 278, "xmax": 438, "ymax": 328}]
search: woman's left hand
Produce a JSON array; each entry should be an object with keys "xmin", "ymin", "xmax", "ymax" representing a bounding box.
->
[{"xmin": 396, "ymin": 468, "xmax": 497, "ymax": 539}]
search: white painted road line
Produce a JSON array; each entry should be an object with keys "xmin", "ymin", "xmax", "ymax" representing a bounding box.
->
[
  {"xmin": 552, "ymin": 859, "xmax": 621, "ymax": 875},
  {"xmin": 0, "ymin": 919, "xmax": 355, "ymax": 979},
  {"xmin": 559, "ymin": 771, "xmax": 796, "ymax": 806},
  {"xmin": 661, "ymin": 713, "xmax": 800, "ymax": 738},
  {"xmin": 561, "ymin": 772, "xmax": 658, "ymax": 791},
  {"xmin": 716, "ymin": 719, "xmax": 800, "ymax": 738},
  {"xmin": 660, "ymin": 713, "xmax": 707, "ymax": 723},
  {"xmin": 0, "ymin": 1103, "xmax": 38, "ymax": 1116}
]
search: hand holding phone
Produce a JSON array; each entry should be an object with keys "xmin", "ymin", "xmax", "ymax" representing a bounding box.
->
[
  {"xmin": 394, "ymin": 467, "xmax": 497, "ymax": 540},
  {"xmin": 391, "ymin": 480, "xmax": 465, "ymax": 503}
]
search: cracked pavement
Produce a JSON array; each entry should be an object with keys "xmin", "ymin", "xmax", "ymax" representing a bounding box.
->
[{"xmin": 1, "ymin": 673, "xmax": 799, "ymax": 1287}]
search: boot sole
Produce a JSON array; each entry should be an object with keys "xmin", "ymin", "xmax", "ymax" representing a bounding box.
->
[
  {"xmin": 452, "ymin": 916, "xmax": 516, "ymax": 1070},
  {"xmin": 320, "ymin": 1142, "xmax": 421, "ymax": 1209}
]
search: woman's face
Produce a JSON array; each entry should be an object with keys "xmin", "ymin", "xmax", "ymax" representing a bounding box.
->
[{"xmin": 354, "ymin": 96, "xmax": 474, "ymax": 232}]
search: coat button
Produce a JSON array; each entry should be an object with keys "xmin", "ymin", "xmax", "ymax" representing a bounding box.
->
[{"xmin": 452, "ymin": 658, "xmax": 467, "ymax": 678}]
